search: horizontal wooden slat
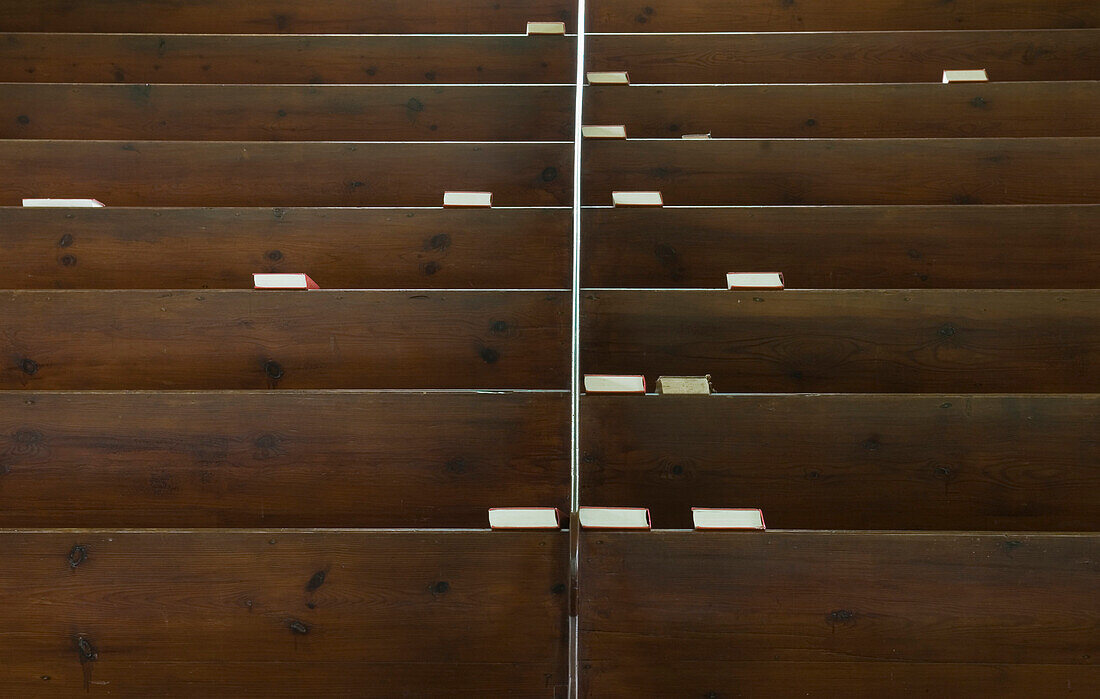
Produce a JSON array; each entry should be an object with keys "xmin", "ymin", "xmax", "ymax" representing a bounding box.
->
[
  {"xmin": 580, "ymin": 532, "xmax": 1100, "ymax": 697},
  {"xmin": 581, "ymin": 394, "xmax": 1100, "ymax": 530},
  {"xmin": 0, "ymin": 207, "xmax": 571, "ymax": 289},
  {"xmin": 0, "ymin": 141, "xmax": 571, "ymax": 207},
  {"xmin": 586, "ymin": 30, "xmax": 1100, "ymax": 83},
  {"xmin": 0, "ymin": 530, "xmax": 568, "ymax": 697},
  {"xmin": 0, "ymin": 391, "xmax": 568, "ymax": 527},
  {"xmin": 0, "ymin": 34, "xmax": 575, "ymax": 84},
  {"xmin": 581, "ymin": 290, "xmax": 1100, "ymax": 393},
  {"xmin": 0, "ymin": 84, "xmax": 574, "ymax": 141},
  {"xmin": 0, "ymin": 290, "xmax": 569, "ymax": 389},
  {"xmin": 584, "ymin": 82, "xmax": 1100, "ymax": 138},
  {"xmin": 582, "ymin": 139, "xmax": 1100, "ymax": 205},
  {"xmin": 581, "ymin": 205, "xmax": 1100, "ymax": 288},
  {"xmin": 0, "ymin": 0, "xmax": 575, "ymax": 33},
  {"xmin": 588, "ymin": 0, "xmax": 1100, "ymax": 32}
]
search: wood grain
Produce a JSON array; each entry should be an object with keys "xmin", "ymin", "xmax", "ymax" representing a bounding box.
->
[
  {"xmin": 580, "ymin": 531, "xmax": 1100, "ymax": 697},
  {"xmin": 0, "ymin": 207, "xmax": 571, "ymax": 289},
  {"xmin": 0, "ymin": 0, "xmax": 576, "ymax": 33},
  {"xmin": 581, "ymin": 290, "xmax": 1100, "ymax": 393},
  {"xmin": 0, "ymin": 530, "xmax": 568, "ymax": 697},
  {"xmin": 0, "ymin": 33, "xmax": 575, "ymax": 84},
  {"xmin": 584, "ymin": 82, "xmax": 1100, "ymax": 138},
  {"xmin": 586, "ymin": 30, "xmax": 1100, "ymax": 83},
  {"xmin": 581, "ymin": 394, "xmax": 1100, "ymax": 530},
  {"xmin": 582, "ymin": 139, "xmax": 1100, "ymax": 205},
  {"xmin": 0, "ymin": 84, "xmax": 575, "ymax": 141},
  {"xmin": 581, "ymin": 205, "xmax": 1100, "ymax": 288},
  {"xmin": 0, "ymin": 290, "xmax": 569, "ymax": 389},
  {"xmin": 0, "ymin": 391, "xmax": 568, "ymax": 527},
  {"xmin": 0, "ymin": 141, "xmax": 572, "ymax": 207}
]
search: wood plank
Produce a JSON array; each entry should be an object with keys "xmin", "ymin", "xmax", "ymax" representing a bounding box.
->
[
  {"xmin": 582, "ymin": 139, "xmax": 1100, "ymax": 205},
  {"xmin": 0, "ymin": 391, "xmax": 568, "ymax": 527},
  {"xmin": 0, "ymin": 530, "xmax": 568, "ymax": 697},
  {"xmin": 0, "ymin": 290, "xmax": 569, "ymax": 389},
  {"xmin": 0, "ymin": 0, "xmax": 575, "ymax": 33},
  {"xmin": 580, "ymin": 532, "xmax": 1100, "ymax": 697},
  {"xmin": 0, "ymin": 207, "xmax": 571, "ymax": 289},
  {"xmin": 588, "ymin": 0, "xmax": 1100, "ymax": 32},
  {"xmin": 586, "ymin": 30, "xmax": 1100, "ymax": 83},
  {"xmin": 581, "ymin": 205, "xmax": 1100, "ymax": 288},
  {"xmin": 581, "ymin": 394, "xmax": 1100, "ymax": 530},
  {"xmin": 0, "ymin": 141, "xmax": 572, "ymax": 207},
  {"xmin": 584, "ymin": 82, "xmax": 1100, "ymax": 138},
  {"xmin": 0, "ymin": 84, "xmax": 575, "ymax": 141},
  {"xmin": 0, "ymin": 34, "xmax": 575, "ymax": 84},
  {"xmin": 581, "ymin": 290, "xmax": 1100, "ymax": 393}
]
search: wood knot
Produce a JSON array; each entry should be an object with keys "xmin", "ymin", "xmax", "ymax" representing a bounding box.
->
[
  {"xmin": 490, "ymin": 320, "xmax": 508, "ymax": 333},
  {"xmin": 427, "ymin": 233, "xmax": 451, "ymax": 251},
  {"xmin": 540, "ymin": 166, "xmax": 558, "ymax": 182},
  {"xmin": 288, "ymin": 620, "xmax": 309, "ymax": 635},
  {"xmin": 20, "ymin": 358, "xmax": 38, "ymax": 375},
  {"xmin": 265, "ymin": 249, "xmax": 283, "ymax": 261},
  {"xmin": 75, "ymin": 636, "xmax": 97, "ymax": 663},
  {"xmin": 432, "ymin": 581, "xmax": 450, "ymax": 594},
  {"xmin": 68, "ymin": 544, "xmax": 88, "ymax": 568},
  {"xmin": 479, "ymin": 347, "xmax": 500, "ymax": 364},
  {"xmin": 938, "ymin": 324, "xmax": 957, "ymax": 337},
  {"xmin": 306, "ymin": 570, "xmax": 326, "ymax": 592},
  {"xmin": 826, "ymin": 609, "xmax": 855, "ymax": 626},
  {"xmin": 406, "ymin": 97, "xmax": 424, "ymax": 112},
  {"xmin": 59, "ymin": 254, "xmax": 77, "ymax": 267},
  {"xmin": 58, "ymin": 234, "xmax": 74, "ymax": 247},
  {"xmin": 263, "ymin": 360, "xmax": 284, "ymax": 380}
]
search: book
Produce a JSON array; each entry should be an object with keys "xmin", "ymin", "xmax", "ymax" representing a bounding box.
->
[
  {"xmin": 22, "ymin": 198, "xmax": 104, "ymax": 207},
  {"xmin": 584, "ymin": 374, "xmax": 646, "ymax": 393},
  {"xmin": 612, "ymin": 191, "xmax": 663, "ymax": 207},
  {"xmin": 526, "ymin": 21, "xmax": 566, "ymax": 35},
  {"xmin": 443, "ymin": 191, "xmax": 493, "ymax": 208},
  {"xmin": 726, "ymin": 272, "xmax": 784, "ymax": 290},
  {"xmin": 489, "ymin": 508, "xmax": 562, "ymax": 529},
  {"xmin": 587, "ymin": 71, "xmax": 630, "ymax": 85},
  {"xmin": 692, "ymin": 508, "xmax": 766, "ymax": 530},
  {"xmin": 579, "ymin": 507, "xmax": 651, "ymax": 529},
  {"xmin": 581, "ymin": 125, "xmax": 627, "ymax": 139},
  {"xmin": 655, "ymin": 375, "xmax": 713, "ymax": 395},
  {"xmin": 253, "ymin": 273, "xmax": 319, "ymax": 290},
  {"xmin": 942, "ymin": 69, "xmax": 988, "ymax": 83}
]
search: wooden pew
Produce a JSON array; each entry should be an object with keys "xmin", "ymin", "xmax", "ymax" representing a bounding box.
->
[
  {"xmin": 0, "ymin": 141, "xmax": 572, "ymax": 207},
  {"xmin": 584, "ymin": 82, "xmax": 1100, "ymax": 139},
  {"xmin": 0, "ymin": 84, "xmax": 575, "ymax": 141},
  {"xmin": 0, "ymin": 530, "xmax": 569, "ymax": 697},
  {"xmin": 580, "ymin": 531, "xmax": 1100, "ymax": 697},
  {"xmin": 586, "ymin": 30, "xmax": 1100, "ymax": 83},
  {"xmin": 0, "ymin": 290, "xmax": 569, "ymax": 389},
  {"xmin": 581, "ymin": 290, "xmax": 1100, "ymax": 393},
  {"xmin": 0, "ymin": 207, "xmax": 571, "ymax": 289},
  {"xmin": 581, "ymin": 394, "xmax": 1100, "ymax": 530},
  {"xmin": 582, "ymin": 139, "xmax": 1100, "ymax": 205},
  {"xmin": 0, "ymin": 0, "xmax": 576, "ymax": 33},
  {"xmin": 581, "ymin": 205, "xmax": 1100, "ymax": 288},
  {"xmin": 0, "ymin": 390, "xmax": 568, "ymax": 527},
  {"xmin": 588, "ymin": 0, "xmax": 1100, "ymax": 32},
  {"xmin": 0, "ymin": 34, "xmax": 575, "ymax": 84}
]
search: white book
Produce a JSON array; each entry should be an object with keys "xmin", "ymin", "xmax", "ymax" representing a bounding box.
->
[
  {"xmin": 584, "ymin": 374, "xmax": 646, "ymax": 393},
  {"xmin": 655, "ymin": 376, "xmax": 713, "ymax": 395},
  {"xmin": 727, "ymin": 272, "xmax": 784, "ymax": 290},
  {"xmin": 579, "ymin": 507, "xmax": 651, "ymax": 529},
  {"xmin": 942, "ymin": 69, "xmax": 988, "ymax": 83},
  {"xmin": 581, "ymin": 125, "xmax": 627, "ymax": 139},
  {"xmin": 612, "ymin": 191, "xmax": 663, "ymax": 207},
  {"xmin": 681, "ymin": 133, "xmax": 712, "ymax": 140},
  {"xmin": 253, "ymin": 273, "xmax": 319, "ymax": 290},
  {"xmin": 443, "ymin": 191, "xmax": 493, "ymax": 208},
  {"xmin": 526, "ymin": 21, "xmax": 566, "ymax": 35},
  {"xmin": 489, "ymin": 508, "xmax": 562, "ymax": 529},
  {"xmin": 692, "ymin": 508, "xmax": 766, "ymax": 530},
  {"xmin": 22, "ymin": 198, "xmax": 104, "ymax": 207},
  {"xmin": 587, "ymin": 71, "xmax": 630, "ymax": 85}
]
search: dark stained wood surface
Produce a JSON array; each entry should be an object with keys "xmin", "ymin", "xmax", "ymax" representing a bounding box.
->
[
  {"xmin": 586, "ymin": 30, "xmax": 1100, "ymax": 83},
  {"xmin": 581, "ymin": 290, "xmax": 1100, "ymax": 393},
  {"xmin": 0, "ymin": 391, "xmax": 568, "ymax": 527},
  {"xmin": 582, "ymin": 139, "xmax": 1100, "ymax": 205},
  {"xmin": 0, "ymin": 0, "xmax": 576, "ymax": 33},
  {"xmin": 581, "ymin": 394, "xmax": 1100, "ymax": 530},
  {"xmin": 0, "ymin": 33, "xmax": 575, "ymax": 84},
  {"xmin": 0, "ymin": 530, "xmax": 569, "ymax": 697},
  {"xmin": 584, "ymin": 82, "xmax": 1100, "ymax": 139},
  {"xmin": 581, "ymin": 205, "xmax": 1100, "ymax": 288},
  {"xmin": 0, "ymin": 207, "xmax": 571, "ymax": 289},
  {"xmin": 580, "ymin": 531, "xmax": 1100, "ymax": 697},
  {"xmin": 0, "ymin": 290, "xmax": 569, "ymax": 389},
  {"xmin": 0, "ymin": 84, "xmax": 575, "ymax": 141},
  {"xmin": 0, "ymin": 141, "xmax": 572, "ymax": 207},
  {"xmin": 588, "ymin": 0, "xmax": 1100, "ymax": 32}
]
